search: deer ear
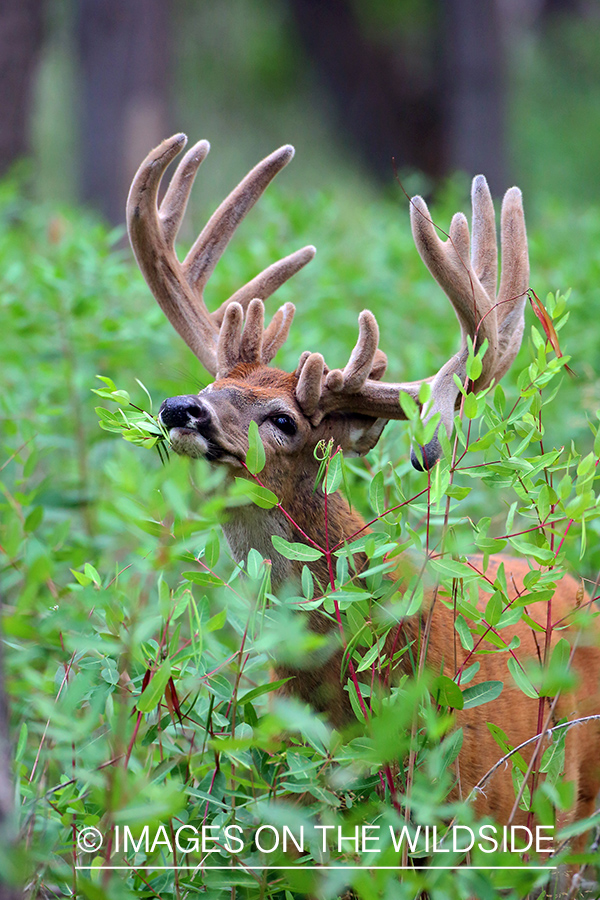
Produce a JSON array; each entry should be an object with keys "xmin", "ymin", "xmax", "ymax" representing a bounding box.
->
[{"xmin": 318, "ymin": 415, "xmax": 388, "ymax": 458}]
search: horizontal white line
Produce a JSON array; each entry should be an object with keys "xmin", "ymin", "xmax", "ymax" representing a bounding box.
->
[{"xmin": 75, "ymin": 865, "xmax": 557, "ymax": 871}]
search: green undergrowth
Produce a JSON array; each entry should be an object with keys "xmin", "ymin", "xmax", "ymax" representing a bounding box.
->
[{"xmin": 2, "ymin": 171, "xmax": 600, "ymax": 899}]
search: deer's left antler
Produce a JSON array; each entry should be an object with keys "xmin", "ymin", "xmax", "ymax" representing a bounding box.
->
[{"xmin": 295, "ymin": 175, "xmax": 529, "ymax": 468}]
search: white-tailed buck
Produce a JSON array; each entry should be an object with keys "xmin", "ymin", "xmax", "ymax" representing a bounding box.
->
[{"xmin": 127, "ymin": 134, "xmax": 600, "ymax": 843}]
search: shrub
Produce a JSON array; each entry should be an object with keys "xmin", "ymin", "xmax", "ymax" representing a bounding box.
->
[{"xmin": 1, "ymin": 173, "xmax": 600, "ymax": 898}]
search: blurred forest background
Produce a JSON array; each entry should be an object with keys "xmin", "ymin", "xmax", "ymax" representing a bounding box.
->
[{"xmin": 3, "ymin": 0, "xmax": 600, "ymax": 222}]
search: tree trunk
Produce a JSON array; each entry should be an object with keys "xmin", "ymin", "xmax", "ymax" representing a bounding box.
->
[
  {"xmin": 0, "ymin": 612, "xmax": 20, "ymax": 900},
  {"xmin": 77, "ymin": 0, "xmax": 171, "ymax": 223},
  {"xmin": 288, "ymin": 0, "xmax": 444, "ymax": 183},
  {"xmin": 290, "ymin": 0, "xmax": 510, "ymax": 193},
  {"xmin": 0, "ymin": 0, "xmax": 44, "ymax": 176},
  {"xmin": 442, "ymin": 0, "xmax": 507, "ymax": 193}
]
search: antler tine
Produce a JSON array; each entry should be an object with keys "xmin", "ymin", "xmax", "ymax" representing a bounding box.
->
[
  {"xmin": 238, "ymin": 298, "xmax": 265, "ymax": 365},
  {"xmin": 261, "ymin": 301, "xmax": 296, "ymax": 364},
  {"xmin": 324, "ymin": 310, "xmax": 380, "ymax": 393},
  {"xmin": 471, "ymin": 174, "xmax": 498, "ymax": 302},
  {"xmin": 182, "ymin": 146, "xmax": 309, "ymax": 307},
  {"xmin": 217, "ymin": 303, "xmax": 244, "ymax": 377},
  {"xmin": 127, "ymin": 134, "xmax": 220, "ymax": 374},
  {"xmin": 159, "ymin": 138, "xmax": 211, "ymax": 246},
  {"xmin": 492, "ymin": 186, "xmax": 529, "ymax": 383}
]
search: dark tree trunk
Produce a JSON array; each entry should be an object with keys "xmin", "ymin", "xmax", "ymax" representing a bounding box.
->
[
  {"xmin": 289, "ymin": 0, "xmax": 510, "ymax": 193},
  {"xmin": 442, "ymin": 0, "xmax": 507, "ymax": 193},
  {"xmin": 0, "ymin": 612, "xmax": 20, "ymax": 900},
  {"xmin": 0, "ymin": 0, "xmax": 44, "ymax": 176},
  {"xmin": 77, "ymin": 0, "xmax": 171, "ymax": 224},
  {"xmin": 288, "ymin": 0, "xmax": 445, "ymax": 183}
]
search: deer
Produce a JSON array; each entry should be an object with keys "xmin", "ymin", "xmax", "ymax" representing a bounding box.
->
[{"xmin": 126, "ymin": 133, "xmax": 600, "ymax": 851}]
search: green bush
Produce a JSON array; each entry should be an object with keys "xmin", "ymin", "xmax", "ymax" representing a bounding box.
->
[{"xmin": 1, "ymin": 170, "xmax": 600, "ymax": 899}]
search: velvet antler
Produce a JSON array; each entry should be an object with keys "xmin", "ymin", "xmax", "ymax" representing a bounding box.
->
[
  {"xmin": 293, "ymin": 175, "xmax": 528, "ymax": 468},
  {"xmin": 126, "ymin": 134, "xmax": 315, "ymax": 377}
]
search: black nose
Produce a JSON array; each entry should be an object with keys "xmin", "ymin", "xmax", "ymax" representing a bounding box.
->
[{"xmin": 159, "ymin": 395, "xmax": 211, "ymax": 429}]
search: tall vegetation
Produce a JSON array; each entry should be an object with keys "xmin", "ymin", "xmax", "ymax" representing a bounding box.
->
[{"xmin": 1, "ymin": 171, "xmax": 600, "ymax": 898}]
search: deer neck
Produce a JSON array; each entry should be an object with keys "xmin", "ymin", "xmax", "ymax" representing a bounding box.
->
[{"xmin": 222, "ymin": 483, "xmax": 368, "ymax": 589}]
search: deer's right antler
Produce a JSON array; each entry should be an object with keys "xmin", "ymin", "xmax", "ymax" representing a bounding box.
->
[
  {"xmin": 126, "ymin": 134, "xmax": 315, "ymax": 377},
  {"xmin": 295, "ymin": 175, "xmax": 529, "ymax": 468}
]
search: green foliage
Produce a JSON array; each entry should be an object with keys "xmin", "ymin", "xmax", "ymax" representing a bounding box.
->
[
  {"xmin": 246, "ymin": 420, "xmax": 267, "ymax": 475},
  {"xmin": 2, "ymin": 171, "xmax": 600, "ymax": 899}
]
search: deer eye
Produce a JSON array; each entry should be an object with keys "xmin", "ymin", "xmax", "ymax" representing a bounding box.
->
[{"xmin": 271, "ymin": 414, "xmax": 297, "ymax": 436}]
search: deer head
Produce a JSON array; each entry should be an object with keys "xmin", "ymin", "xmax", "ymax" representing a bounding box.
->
[{"xmin": 127, "ymin": 134, "xmax": 529, "ymax": 581}]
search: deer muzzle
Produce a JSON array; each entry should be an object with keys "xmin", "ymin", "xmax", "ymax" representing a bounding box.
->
[{"xmin": 158, "ymin": 395, "xmax": 218, "ymax": 460}]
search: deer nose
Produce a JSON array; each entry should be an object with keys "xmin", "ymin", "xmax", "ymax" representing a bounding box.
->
[{"xmin": 159, "ymin": 396, "xmax": 211, "ymax": 429}]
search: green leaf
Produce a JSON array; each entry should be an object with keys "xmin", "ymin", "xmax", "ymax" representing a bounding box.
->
[
  {"xmin": 462, "ymin": 680, "xmax": 503, "ymax": 709},
  {"xmin": 182, "ymin": 571, "xmax": 223, "ymax": 586},
  {"xmin": 325, "ymin": 452, "xmax": 343, "ymax": 494},
  {"xmin": 369, "ymin": 470, "xmax": 385, "ymax": 515},
  {"xmin": 507, "ymin": 657, "xmax": 538, "ymax": 699},
  {"xmin": 346, "ymin": 680, "xmax": 367, "ymax": 722},
  {"xmin": 15, "ymin": 723, "xmax": 28, "ymax": 762},
  {"xmin": 485, "ymin": 591, "xmax": 503, "ymax": 627},
  {"xmin": 418, "ymin": 382, "xmax": 432, "ymax": 404},
  {"xmin": 206, "ymin": 609, "xmax": 227, "ymax": 632},
  {"xmin": 246, "ymin": 420, "xmax": 266, "ymax": 474},
  {"xmin": 540, "ymin": 728, "xmax": 566, "ymax": 783},
  {"xmin": 537, "ymin": 483, "xmax": 551, "ymax": 523},
  {"xmin": 238, "ymin": 677, "xmax": 293, "ymax": 706},
  {"xmin": 70, "ymin": 569, "xmax": 92, "ymax": 587},
  {"xmin": 356, "ymin": 642, "xmax": 381, "ymax": 673},
  {"xmin": 204, "ymin": 528, "xmax": 220, "ymax": 568},
  {"xmin": 96, "ymin": 375, "xmax": 117, "ymax": 391},
  {"xmin": 24, "ymin": 506, "xmax": 43, "ymax": 533},
  {"xmin": 137, "ymin": 661, "xmax": 172, "ymax": 713},
  {"xmin": 399, "ymin": 392, "xmax": 418, "ymax": 420},
  {"xmin": 455, "ymin": 615, "xmax": 474, "ymax": 652},
  {"xmin": 508, "ymin": 537, "xmax": 555, "ymax": 565},
  {"xmin": 445, "ymin": 484, "xmax": 471, "ymax": 501},
  {"xmin": 234, "ymin": 477, "xmax": 278, "ymax": 509},
  {"xmin": 440, "ymin": 727, "xmax": 463, "ymax": 769},
  {"xmin": 493, "ymin": 383, "xmax": 505, "ymax": 415},
  {"xmin": 459, "ymin": 661, "xmax": 480, "ymax": 685},
  {"xmin": 550, "ymin": 637, "xmax": 570, "ymax": 671},
  {"xmin": 466, "ymin": 353, "xmax": 483, "ymax": 382},
  {"xmin": 271, "ymin": 535, "xmax": 323, "ymax": 561},
  {"xmin": 429, "ymin": 558, "xmax": 480, "ymax": 581},
  {"xmin": 463, "ymin": 392, "xmax": 479, "ymax": 419},
  {"xmin": 246, "ymin": 548, "xmax": 263, "ymax": 579},
  {"xmin": 558, "ymin": 811, "xmax": 600, "ymax": 841},
  {"xmin": 135, "ymin": 378, "xmax": 153, "ymax": 411},
  {"xmin": 301, "ymin": 565, "xmax": 314, "ymax": 599},
  {"xmin": 432, "ymin": 674, "xmax": 464, "ymax": 710},
  {"xmin": 84, "ymin": 563, "xmax": 101, "ymax": 587}
]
